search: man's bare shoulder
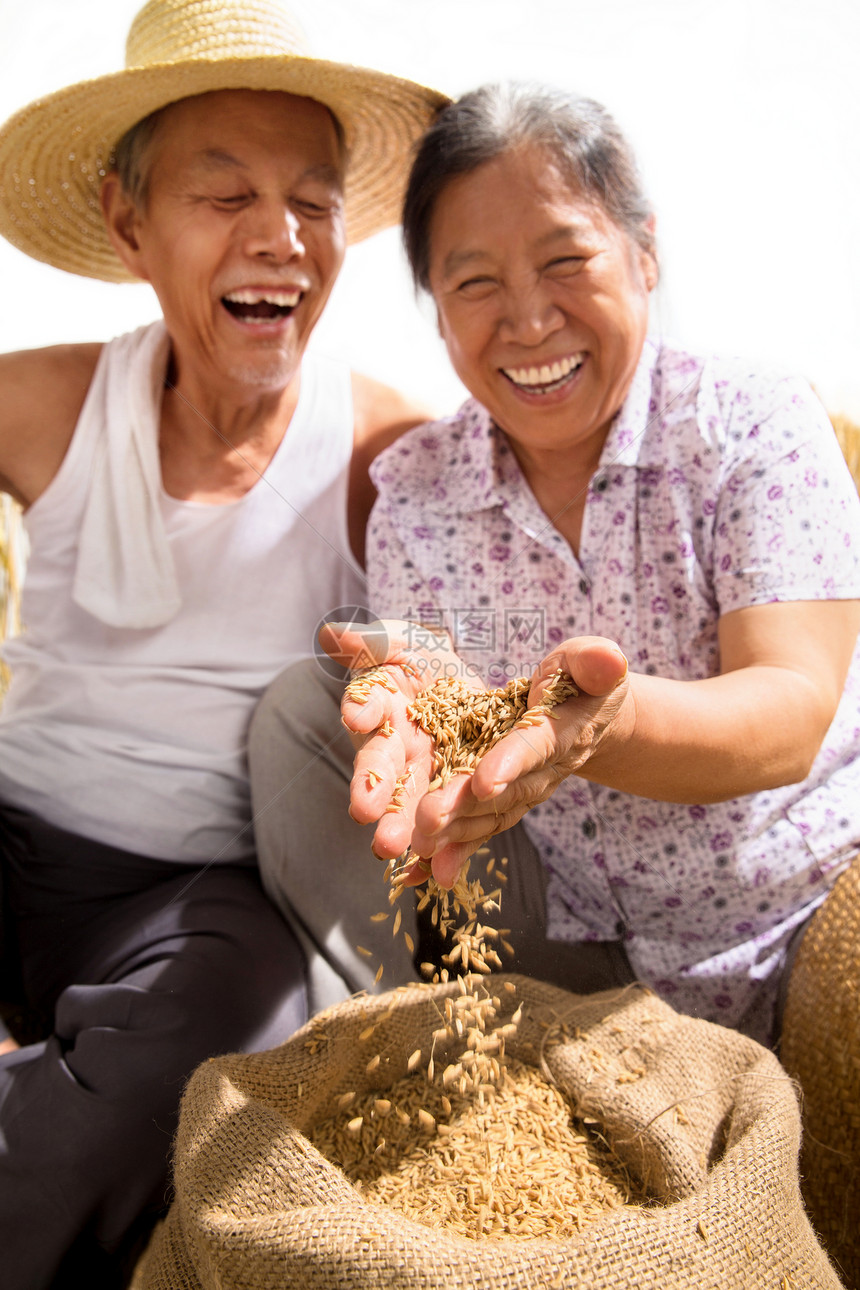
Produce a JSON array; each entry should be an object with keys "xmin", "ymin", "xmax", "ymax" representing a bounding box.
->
[
  {"xmin": 0, "ymin": 342, "xmax": 103, "ymax": 421},
  {"xmin": 350, "ymin": 370, "xmax": 437, "ymax": 460},
  {"xmin": 347, "ymin": 371, "xmax": 438, "ymax": 567},
  {"xmin": 0, "ymin": 342, "xmax": 102, "ymax": 505}
]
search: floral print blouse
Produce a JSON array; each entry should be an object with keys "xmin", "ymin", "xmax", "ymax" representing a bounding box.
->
[{"xmin": 367, "ymin": 337, "xmax": 860, "ymax": 1043}]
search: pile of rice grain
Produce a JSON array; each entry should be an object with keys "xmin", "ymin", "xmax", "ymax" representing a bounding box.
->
[
  {"xmin": 311, "ymin": 1055, "xmax": 643, "ymax": 1241},
  {"xmin": 406, "ymin": 668, "xmax": 579, "ymax": 790}
]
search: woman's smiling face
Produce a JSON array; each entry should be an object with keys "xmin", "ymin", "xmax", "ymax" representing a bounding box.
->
[{"xmin": 427, "ymin": 144, "xmax": 657, "ymax": 465}]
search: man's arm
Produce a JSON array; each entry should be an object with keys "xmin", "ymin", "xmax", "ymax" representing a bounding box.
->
[
  {"xmin": 0, "ymin": 343, "xmax": 102, "ymax": 507},
  {"xmin": 348, "ymin": 371, "xmax": 437, "ymax": 568},
  {"xmin": 0, "ymin": 342, "xmax": 101, "ymax": 1055}
]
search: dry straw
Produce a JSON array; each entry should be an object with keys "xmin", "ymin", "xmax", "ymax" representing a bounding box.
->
[
  {"xmin": 830, "ymin": 413, "xmax": 860, "ymax": 492},
  {"xmin": 0, "ymin": 0, "xmax": 448, "ymax": 280}
]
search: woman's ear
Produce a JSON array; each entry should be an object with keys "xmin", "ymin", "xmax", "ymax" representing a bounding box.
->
[{"xmin": 100, "ymin": 173, "xmax": 150, "ymax": 282}]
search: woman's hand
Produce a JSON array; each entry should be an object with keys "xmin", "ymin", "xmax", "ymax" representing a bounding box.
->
[
  {"xmin": 321, "ymin": 623, "xmax": 629, "ymax": 888},
  {"xmin": 407, "ymin": 637, "xmax": 630, "ymax": 885},
  {"xmin": 319, "ymin": 619, "xmax": 484, "ymax": 884}
]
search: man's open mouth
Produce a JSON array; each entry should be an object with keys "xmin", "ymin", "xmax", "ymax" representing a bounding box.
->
[{"xmin": 221, "ymin": 288, "xmax": 303, "ymax": 323}]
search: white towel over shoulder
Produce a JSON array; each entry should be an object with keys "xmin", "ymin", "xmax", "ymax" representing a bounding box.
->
[{"xmin": 72, "ymin": 320, "xmax": 180, "ymax": 629}]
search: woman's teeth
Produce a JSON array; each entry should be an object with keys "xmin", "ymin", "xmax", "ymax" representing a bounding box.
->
[{"xmin": 502, "ymin": 353, "xmax": 584, "ymax": 390}]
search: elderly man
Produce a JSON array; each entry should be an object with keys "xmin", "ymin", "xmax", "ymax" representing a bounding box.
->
[{"xmin": 0, "ymin": 1, "xmax": 445, "ymax": 1284}]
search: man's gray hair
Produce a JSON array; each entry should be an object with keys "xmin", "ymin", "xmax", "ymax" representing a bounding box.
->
[
  {"xmin": 111, "ymin": 96, "xmax": 349, "ymax": 209},
  {"xmin": 402, "ymin": 82, "xmax": 655, "ymax": 292},
  {"xmin": 112, "ymin": 108, "xmax": 166, "ymax": 209}
]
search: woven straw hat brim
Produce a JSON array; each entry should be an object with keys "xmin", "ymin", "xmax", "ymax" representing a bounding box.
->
[{"xmin": 0, "ymin": 57, "xmax": 448, "ymax": 283}]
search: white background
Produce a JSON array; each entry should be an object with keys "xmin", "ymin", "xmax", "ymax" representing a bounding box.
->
[{"xmin": 0, "ymin": 0, "xmax": 858, "ymax": 421}]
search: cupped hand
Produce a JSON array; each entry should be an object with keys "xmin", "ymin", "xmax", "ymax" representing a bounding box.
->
[
  {"xmin": 321, "ymin": 626, "xmax": 630, "ymax": 890},
  {"xmin": 407, "ymin": 637, "xmax": 631, "ymax": 884},
  {"xmin": 319, "ymin": 619, "xmax": 483, "ymax": 883}
]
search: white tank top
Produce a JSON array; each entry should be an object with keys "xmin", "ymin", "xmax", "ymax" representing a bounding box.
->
[{"xmin": 0, "ymin": 323, "xmax": 364, "ymax": 862}]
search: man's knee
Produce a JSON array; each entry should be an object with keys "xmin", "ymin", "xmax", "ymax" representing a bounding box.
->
[
  {"xmin": 157, "ymin": 867, "xmax": 307, "ymax": 1053},
  {"xmin": 87, "ymin": 866, "xmax": 308, "ymax": 1064}
]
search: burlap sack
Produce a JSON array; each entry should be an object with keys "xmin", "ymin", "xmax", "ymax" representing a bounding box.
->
[
  {"xmin": 781, "ymin": 854, "xmax": 860, "ymax": 1289},
  {"xmin": 136, "ymin": 975, "xmax": 843, "ymax": 1290}
]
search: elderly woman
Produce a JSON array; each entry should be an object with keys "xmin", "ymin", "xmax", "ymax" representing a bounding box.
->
[{"xmin": 316, "ymin": 83, "xmax": 860, "ymax": 1049}]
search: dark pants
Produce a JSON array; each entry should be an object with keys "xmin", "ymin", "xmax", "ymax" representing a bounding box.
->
[{"xmin": 0, "ymin": 806, "xmax": 307, "ymax": 1290}]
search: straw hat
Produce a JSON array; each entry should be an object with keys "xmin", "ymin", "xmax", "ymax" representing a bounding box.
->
[{"xmin": 0, "ymin": 0, "xmax": 449, "ymax": 283}]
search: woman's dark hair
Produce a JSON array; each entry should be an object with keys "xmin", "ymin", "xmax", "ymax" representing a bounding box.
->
[{"xmin": 402, "ymin": 82, "xmax": 655, "ymax": 291}]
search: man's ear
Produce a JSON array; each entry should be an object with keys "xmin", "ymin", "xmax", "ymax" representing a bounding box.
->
[{"xmin": 100, "ymin": 173, "xmax": 150, "ymax": 281}]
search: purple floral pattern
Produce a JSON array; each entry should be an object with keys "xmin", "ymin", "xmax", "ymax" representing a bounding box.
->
[{"xmin": 368, "ymin": 339, "xmax": 860, "ymax": 1044}]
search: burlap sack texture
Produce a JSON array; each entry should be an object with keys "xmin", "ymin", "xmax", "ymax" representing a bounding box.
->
[
  {"xmin": 781, "ymin": 854, "xmax": 860, "ymax": 1289},
  {"xmin": 136, "ymin": 975, "xmax": 843, "ymax": 1290}
]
